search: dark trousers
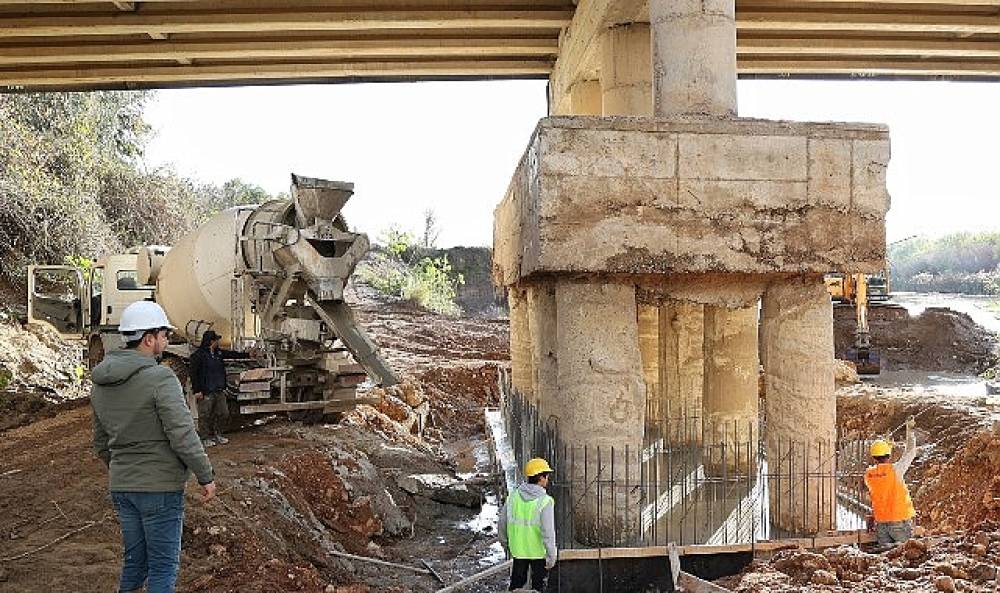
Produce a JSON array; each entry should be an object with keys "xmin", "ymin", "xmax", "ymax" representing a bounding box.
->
[
  {"xmin": 509, "ymin": 558, "xmax": 547, "ymax": 592},
  {"xmin": 197, "ymin": 391, "xmax": 229, "ymax": 438}
]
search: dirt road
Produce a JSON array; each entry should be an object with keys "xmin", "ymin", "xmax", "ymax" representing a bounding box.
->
[{"xmin": 0, "ymin": 287, "xmax": 510, "ymax": 593}]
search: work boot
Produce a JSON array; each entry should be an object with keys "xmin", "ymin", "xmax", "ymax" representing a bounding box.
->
[
  {"xmin": 202, "ymin": 437, "xmax": 217, "ymax": 448},
  {"xmin": 215, "ymin": 434, "xmax": 229, "ymax": 445}
]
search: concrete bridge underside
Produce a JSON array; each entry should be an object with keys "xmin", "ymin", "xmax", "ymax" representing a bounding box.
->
[{"xmin": 0, "ymin": 0, "xmax": 998, "ymax": 91}]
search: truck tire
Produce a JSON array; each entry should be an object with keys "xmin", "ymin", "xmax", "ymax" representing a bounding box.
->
[{"xmin": 88, "ymin": 335, "xmax": 105, "ymax": 368}]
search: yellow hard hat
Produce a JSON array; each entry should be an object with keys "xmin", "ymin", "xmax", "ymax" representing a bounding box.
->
[
  {"xmin": 870, "ymin": 439, "xmax": 893, "ymax": 458},
  {"xmin": 524, "ymin": 458, "xmax": 553, "ymax": 477}
]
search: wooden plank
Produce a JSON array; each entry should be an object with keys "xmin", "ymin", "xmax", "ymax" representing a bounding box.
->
[
  {"xmin": 0, "ymin": 37, "xmax": 559, "ymax": 66},
  {"xmin": 0, "ymin": 10, "xmax": 574, "ymax": 37},
  {"xmin": 238, "ymin": 381, "xmax": 272, "ymax": 392},
  {"xmin": 556, "ymin": 531, "xmax": 879, "ymax": 562},
  {"xmin": 240, "ymin": 367, "xmax": 275, "ymax": 381},
  {"xmin": 240, "ymin": 400, "xmax": 328, "ymax": 414},
  {"xmin": 435, "ymin": 560, "xmax": 513, "ymax": 593},
  {"xmin": 236, "ymin": 391, "xmax": 270, "ymax": 401}
]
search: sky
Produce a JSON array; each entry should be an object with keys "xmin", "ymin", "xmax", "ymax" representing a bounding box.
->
[{"xmin": 143, "ymin": 78, "xmax": 1000, "ymax": 248}]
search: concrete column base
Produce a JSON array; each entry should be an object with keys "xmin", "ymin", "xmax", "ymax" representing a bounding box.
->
[
  {"xmin": 702, "ymin": 304, "xmax": 759, "ymax": 477},
  {"xmin": 556, "ymin": 281, "xmax": 645, "ymax": 545},
  {"xmin": 638, "ymin": 304, "xmax": 660, "ymax": 433},
  {"xmin": 528, "ymin": 284, "xmax": 559, "ymax": 428},
  {"xmin": 508, "ymin": 286, "xmax": 533, "ymax": 401},
  {"xmin": 763, "ymin": 278, "xmax": 837, "ymax": 534},
  {"xmin": 657, "ymin": 300, "xmax": 704, "ymax": 445}
]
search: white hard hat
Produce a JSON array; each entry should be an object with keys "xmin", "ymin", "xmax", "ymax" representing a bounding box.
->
[{"xmin": 119, "ymin": 300, "xmax": 174, "ymax": 340}]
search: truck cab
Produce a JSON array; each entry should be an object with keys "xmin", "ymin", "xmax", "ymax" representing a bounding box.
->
[{"xmin": 28, "ymin": 251, "xmax": 154, "ymax": 366}]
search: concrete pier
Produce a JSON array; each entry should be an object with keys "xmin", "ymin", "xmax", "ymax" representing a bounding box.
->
[
  {"xmin": 762, "ymin": 278, "xmax": 837, "ymax": 534},
  {"xmin": 702, "ymin": 305, "xmax": 759, "ymax": 476}
]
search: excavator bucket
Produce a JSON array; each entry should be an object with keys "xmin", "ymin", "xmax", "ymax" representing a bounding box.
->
[{"xmin": 845, "ymin": 347, "xmax": 881, "ymax": 375}]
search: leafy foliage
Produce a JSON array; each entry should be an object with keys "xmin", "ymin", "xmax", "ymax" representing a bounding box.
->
[
  {"xmin": 0, "ymin": 91, "xmax": 277, "ymax": 289},
  {"xmin": 890, "ymin": 232, "xmax": 1000, "ymax": 294},
  {"xmin": 358, "ymin": 226, "xmax": 464, "ymax": 316}
]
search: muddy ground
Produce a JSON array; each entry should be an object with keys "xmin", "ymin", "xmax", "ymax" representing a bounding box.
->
[
  {"xmin": 3, "ymin": 285, "xmax": 1000, "ymax": 593},
  {"xmin": 834, "ymin": 304, "xmax": 996, "ymax": 373},
  {"xmin": 0, "ymin": 283, "xmax": 510, "ymax": 593}
]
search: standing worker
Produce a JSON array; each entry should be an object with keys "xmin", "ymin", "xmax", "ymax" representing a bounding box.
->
[
  {"xmin": 91, "ymin": 301, "xmax": 215, "ymax": 593},
  {"xmin": 189, "ymin": 329, "xmax": 236, "ymax": 446},
  {"xmin": 499, "ymin": 458, "xmax": 557, "ymax": 592},
  {"xmin": 864, "ymin": 416, "xmax": 918, "ymax": 545}
]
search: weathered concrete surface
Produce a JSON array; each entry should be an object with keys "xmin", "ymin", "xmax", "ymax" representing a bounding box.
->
[
  {"xmin": 492, "ymin": 117, "xmax": 890, "ymax": 287},
  {"xmin": 601, "ymin": 23, "xmax": 652, "ymax": 117},
  {"xmin": 509, "ymin": 287, "xmax": 533, "ymax": 400},
  {"xmin": 656, "ymin": 300, "xmax": 704, "ymax": 445},
  {"xmin": 528, "ymin": 284, "xmax": 560, "ymax": 427},
  {"xmin": 651, "ymin": 0, "xmax": 737, "ymax": 117},
  {"xmin": 569, "ymin": 79, "xmax": 602, "ymax": 116},
  {"xmin": 762, "ymin": 278, "xmax": 837, "ymax": 534},
  {"xmin": 556, "ymin": 281, "xmax": 644, "ymax": 544},
  {"xmin": 638, "ymin": 304, "xmax": 660, "ymax": 425},
  {"xmin": 702, "ymin": 305, "xmax": 759, "ymax": 476}
]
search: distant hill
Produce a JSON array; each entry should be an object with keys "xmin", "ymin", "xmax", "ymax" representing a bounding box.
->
[{"xmin": 890, "ymin": 232, "xmax": 1000, "ymax": 295}]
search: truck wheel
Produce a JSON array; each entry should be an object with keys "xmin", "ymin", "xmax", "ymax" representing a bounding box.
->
[{"xmin": 87, "ymin": 336, "xmax": 105, "ymax": 368}]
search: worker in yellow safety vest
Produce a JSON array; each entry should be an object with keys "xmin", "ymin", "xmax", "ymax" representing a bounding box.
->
[
  {"xmin": 498, "ymin": 457, "xmax": 557, "ymax": 592},
  {"xmin": 864, "ymin": 416, "xmax": 917, "ymax": 545}
]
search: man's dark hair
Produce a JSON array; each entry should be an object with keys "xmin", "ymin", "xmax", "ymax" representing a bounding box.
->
[
  {"xmin": 125, "ymin": 328, "xmax": 165, "ymax": 350},
  {"xmin": 528, "ymin": 471, "xmax": 551, "ymax": 485},
  {"xmin": 874, "ymin": 454, "xmax": 891, "ymax": 464}
]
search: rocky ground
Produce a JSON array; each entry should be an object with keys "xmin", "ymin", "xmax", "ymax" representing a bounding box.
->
[
  {"xmin": 0, "ymin": 282, "xmax": 510, "ymax": 593},
  {"xmin": 2, "ymin": 283, "xmax": 1000, "ymax": 593}
]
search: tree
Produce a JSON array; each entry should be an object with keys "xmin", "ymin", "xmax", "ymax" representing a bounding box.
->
[{"xmin": 421, "ymin": 208, "xmax": 440, "ymax": 249}]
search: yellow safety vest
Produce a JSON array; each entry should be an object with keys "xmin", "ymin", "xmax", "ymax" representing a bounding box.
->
[{"xmin": 507, "ymin": 491, "xmax": 553, "ymax": 559}]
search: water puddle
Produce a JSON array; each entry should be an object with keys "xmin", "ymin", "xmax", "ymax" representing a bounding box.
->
[{"xmin": 866, "ymin": 369, "xmax": 990, "ymax": 397}]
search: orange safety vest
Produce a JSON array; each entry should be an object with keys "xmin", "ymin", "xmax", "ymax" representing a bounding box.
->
[{"xmin": 864, "ymin": 462, "xmax": 915, "ymax": 522}]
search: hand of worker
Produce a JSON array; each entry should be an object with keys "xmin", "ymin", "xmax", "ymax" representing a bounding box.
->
[
  {"xmin": 905, "ymin": 416, "xmax": 916, "ymax": 430},
  {"xmin": 201, "ymin": 481, "xmax": 216, "ymax": 503},
  {"xmin": 546, "ymin": 560, "xmax": 556, "ymax": 570},
  {"xmin": 195, "ymin": 392, "xmax": 203, "ymax": 401}
]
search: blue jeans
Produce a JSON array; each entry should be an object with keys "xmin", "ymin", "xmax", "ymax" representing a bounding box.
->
[{"xmin": 111, "ymin": 491, "xmax": 185, "ymax": 593}]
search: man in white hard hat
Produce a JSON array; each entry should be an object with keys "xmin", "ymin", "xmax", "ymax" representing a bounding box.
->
[{"xmin": 91, "ymin": 300, "xmax": 215, "ymax": 593}]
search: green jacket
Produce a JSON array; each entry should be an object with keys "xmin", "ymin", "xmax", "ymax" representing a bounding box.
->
[{"xmin": 91, "ymin": 349, "xmax": 214, "ymax": 492}]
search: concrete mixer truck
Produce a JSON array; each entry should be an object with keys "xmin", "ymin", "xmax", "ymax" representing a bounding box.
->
[{"xmin": 27, "ymin": 175, "xmax": 398, "ymax": 418}]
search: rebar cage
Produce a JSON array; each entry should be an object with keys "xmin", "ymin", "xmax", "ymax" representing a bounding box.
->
[{"xmin": 497, "ymin": 369, "xmax": 880, "ymax": 549}]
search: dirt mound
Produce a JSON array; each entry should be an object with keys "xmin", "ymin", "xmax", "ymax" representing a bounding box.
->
[
  {"xmin": 838, "ymin": 389, "xmax": 998, "ymax": 533},
  {"xmin": 834, "ymin": 305, "xmax": 996, "ymax": 373},
  {"xmin": 0, "ymin": 319, "xmax": 89, "ymax": 432},
  {"xmin": 918, "ymin": 425, "xmax": 1000, "ymax": 533},
  {"xmin": 418, "ymin": 364, "xmax": 501, "ymax": 441},
  {"xmin": 727, "ymin": 525, "xmax": 1000, "ymax": 592}
]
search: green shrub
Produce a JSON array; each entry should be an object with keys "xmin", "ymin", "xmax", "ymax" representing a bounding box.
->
[{"xmin": 357, "ymin": 228, "xmax": 464, "ymax": 316}]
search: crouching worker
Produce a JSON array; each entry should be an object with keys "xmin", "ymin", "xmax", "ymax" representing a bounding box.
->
[
  {"xmin": 864, "ymin": 416, "xmax": 917, "ymax": 545},
  {"xmin": 499, "ymin": 458, "xmax": 557, "ymax": 592}
]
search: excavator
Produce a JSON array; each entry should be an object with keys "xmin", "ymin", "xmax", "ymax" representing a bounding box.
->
[{"xmin": 824, "ymin": 272, "xmax": 882, "ymax": 375}]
